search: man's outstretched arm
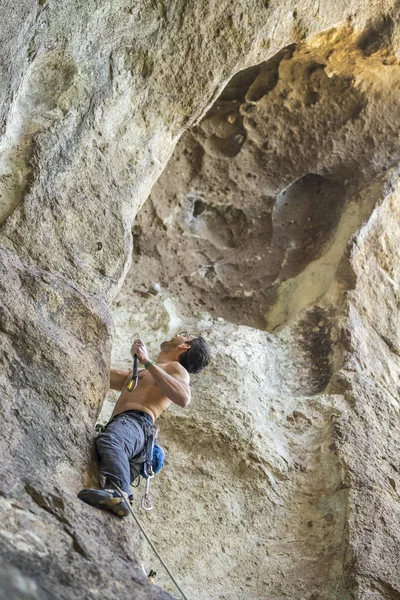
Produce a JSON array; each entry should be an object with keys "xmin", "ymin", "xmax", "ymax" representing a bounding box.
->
[
  {"xmin": 110, "ymin": 368, "xmax": 131, "ymax": 391},
  {"xmin": 146, "ymin": 361, "xmax": 191, "ymax": 408}
]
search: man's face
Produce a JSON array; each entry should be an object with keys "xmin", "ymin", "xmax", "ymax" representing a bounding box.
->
[{"xmin": 160, "ymin": 332, "xmax": 196, "ymax": 350}]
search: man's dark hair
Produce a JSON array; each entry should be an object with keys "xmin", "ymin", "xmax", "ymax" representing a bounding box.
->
[{"xmin": 179, "ymin": 336, "xmax": 210, "ymax": 374}]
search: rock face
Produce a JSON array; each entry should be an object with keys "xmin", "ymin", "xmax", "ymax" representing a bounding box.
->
[
  {"xmin": 109, "ymin": 27, "xmax": 400, "ymax": 600},
  {"xmin": 132, "ymin": 27, "xmax": 400, "ymax": 330},
  {"xmin": 1, "ymin": 2, "xmax": 400, "ymax": 600}
]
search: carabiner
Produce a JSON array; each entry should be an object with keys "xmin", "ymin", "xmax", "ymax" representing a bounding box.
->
[
  {"xmin": 141, "ymin": 493, "xmax": 153, "ymax": 511},
  {"xmin": 141, "ymin": 476, "xmax": 154, "ymax": 511}
]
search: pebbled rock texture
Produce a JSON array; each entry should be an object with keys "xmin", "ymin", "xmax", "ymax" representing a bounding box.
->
[
  {"xmin": 109, "ymin": 26, "xmax": 400, "ymax": 600},
  {"xmin": 132, "ymin": 27, "xmax": 400, "ymax": 330},
  {"xmin": 1, "ymin": 2, "xmax": 400, "ymax": 600}
]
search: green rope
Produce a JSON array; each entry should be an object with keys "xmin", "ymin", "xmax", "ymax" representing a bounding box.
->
[{"xmin": 112, "ymin": 483, "xmax": 189, "ymax": 600}]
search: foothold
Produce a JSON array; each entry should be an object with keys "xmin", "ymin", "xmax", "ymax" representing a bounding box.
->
[{"xmin": 97, "ymin": 242, "xmax": 103, "ymax": 250}]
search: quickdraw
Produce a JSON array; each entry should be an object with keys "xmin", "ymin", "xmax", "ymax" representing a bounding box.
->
[
  {"xmin": 140, "ymin": 424, "xmax": 160, "ymax": 511},
  {"xmin": 127, "ymin": 333, "xmax": 140, "ymax": 392},
  {"xmin": 147, "ymin": 570, "xmax": 157, "ymax": 585}
]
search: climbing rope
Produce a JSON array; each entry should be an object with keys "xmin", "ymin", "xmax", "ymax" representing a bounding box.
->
[{"xmin": 112, "ymin": 482, "xmax": 189, "ymax": 600}]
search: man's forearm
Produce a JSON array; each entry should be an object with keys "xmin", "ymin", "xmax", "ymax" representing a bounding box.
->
[{"xmin": 146, "ymin": 364, "xmax": 190, "ymax": 408}]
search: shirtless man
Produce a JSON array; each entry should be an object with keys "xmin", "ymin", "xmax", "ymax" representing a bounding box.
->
[{"xmin": 78, "ymin": 332, "xmax": 210, "ymax": 516}]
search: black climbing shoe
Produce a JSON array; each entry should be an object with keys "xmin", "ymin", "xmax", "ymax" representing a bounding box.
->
[{"xmin": 77, "ymin": 488, "xmax": 130, "ymax": 517}]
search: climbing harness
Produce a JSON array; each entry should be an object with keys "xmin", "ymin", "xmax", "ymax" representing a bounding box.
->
[{"xmin": 112, "ymin": 481, "xmax": 189, "ymax": 600}]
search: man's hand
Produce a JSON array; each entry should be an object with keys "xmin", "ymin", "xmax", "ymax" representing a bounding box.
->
[{"xmin": 130, "ymin": 336, "xmax": 151, "ymax": 364}]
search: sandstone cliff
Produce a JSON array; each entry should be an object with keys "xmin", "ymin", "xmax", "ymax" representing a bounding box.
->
[{"xmin": 1, "ymin": 2, "xmax": 400, "ymax": 599}]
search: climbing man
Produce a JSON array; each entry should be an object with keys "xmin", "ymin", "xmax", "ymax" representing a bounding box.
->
[{"xmin": 78, "ymin": 332, "xmax": 210, "ymax": 516}]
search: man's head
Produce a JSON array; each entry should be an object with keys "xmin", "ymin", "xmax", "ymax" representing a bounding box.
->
[{"xmin": 160, "ymin": 332, "xmax": 210, "ymax": 374}]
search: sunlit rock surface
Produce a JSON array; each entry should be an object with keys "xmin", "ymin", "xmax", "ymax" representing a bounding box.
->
[
  {"xmin": 1, "ymin": 2, "xmax": 400, "ymax": 599},
  {"xmin": 132, "ymin": 28, "xmax": 400, "ymax": 330},
  {"xmin": 110, "ymin": 28, "xmax": 400, "ymax": 599}
]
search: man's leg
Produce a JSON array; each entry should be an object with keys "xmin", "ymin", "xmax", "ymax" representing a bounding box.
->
[{"xmin": 78, "ymin": 414, "xmax": 145, "ymax": 516}]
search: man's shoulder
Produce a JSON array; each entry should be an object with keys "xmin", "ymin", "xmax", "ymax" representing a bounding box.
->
[
  {"xmin": 163, "ymin": 360, "xmax": 186, "ymax": 371},
  {"xmin": 162, "ymin": 361, "xmax": 189, "ymax": 378}
]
